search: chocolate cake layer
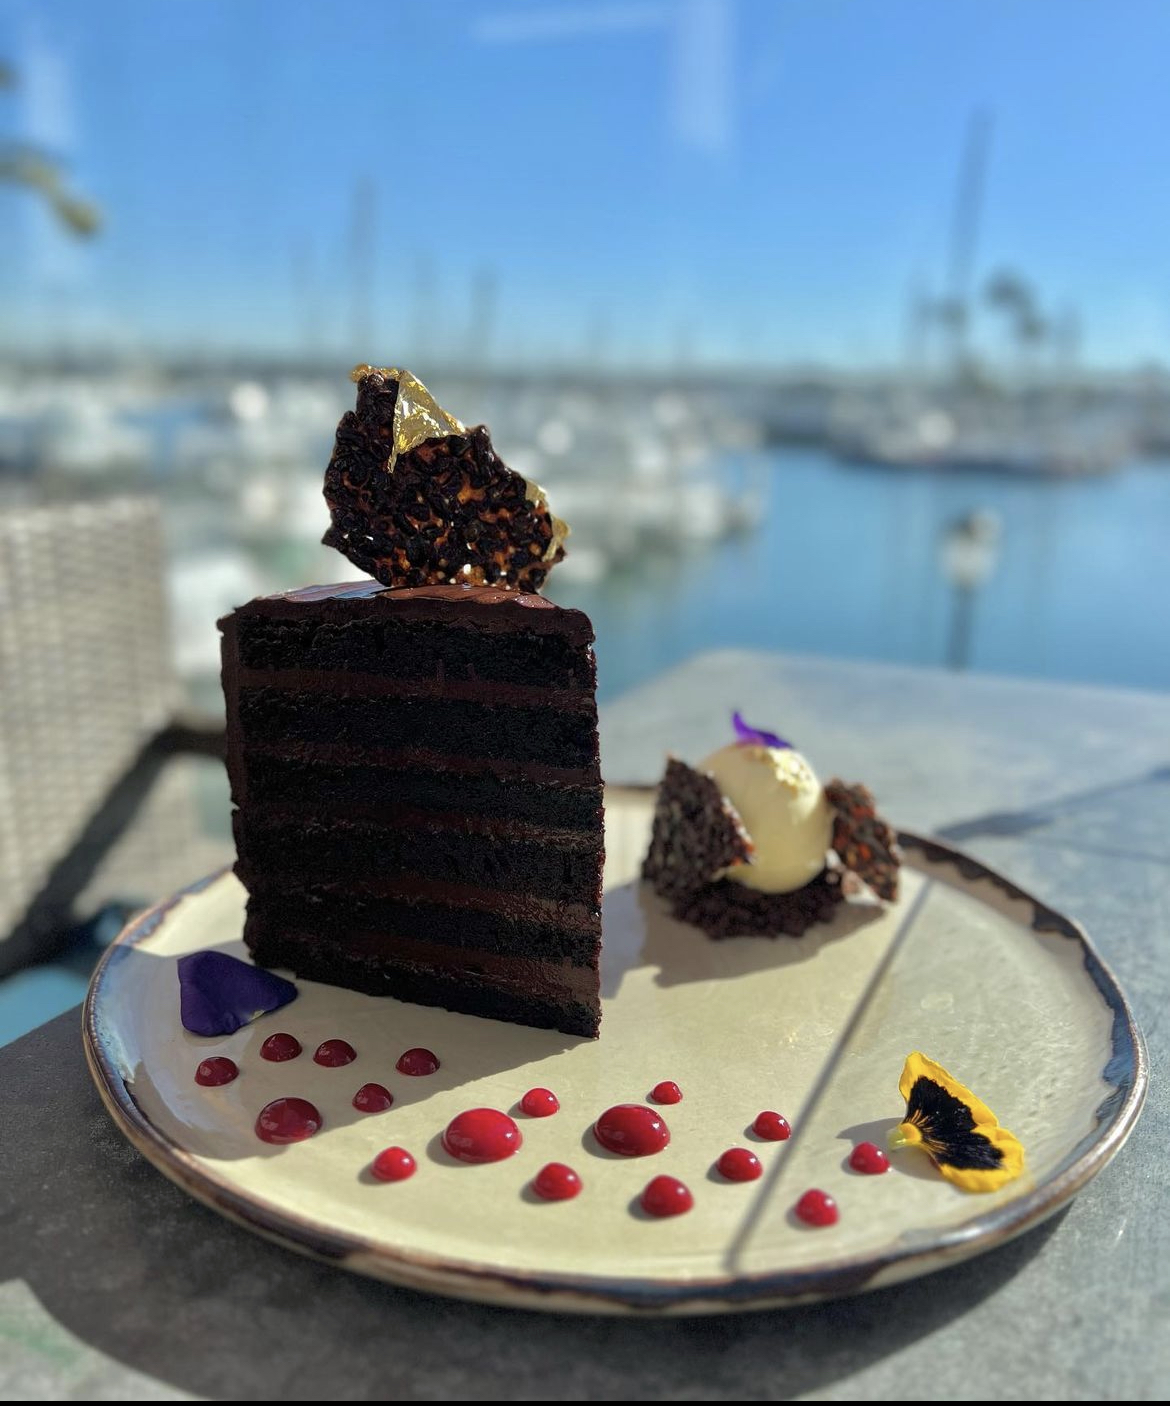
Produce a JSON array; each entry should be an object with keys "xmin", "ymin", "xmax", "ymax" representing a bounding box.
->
[
  {"xmin": 236, "ymin": 614, "xmax": 594, "ymax": 689},
  {"xmin": 236, "ymin": 867, "xmax": 599, "ymax": 931},
  {"xmin": 220, "ymin": 581, "xmax": 604, "ymax": 1038},
  {"xmin": 240, "ymin": 739, "xmax": 597, "ymax": 788},
  {"xmin": 246, "ymin": 922, "xmax": 597, "ymax": 997},
  {"xmin": 244, "ymin": 887, "xmax": 600, "ymax": 965},
  {"xmin": 234, "ymin": 811, "xmax": 603, "ymax": 903},
  {"xmin": 236, "ymin": 690, "xmax": 600, "ymax": 772},
  {"xmin": 247, "ymin": 928, "xmax": 597, "ymax": 1039},
  {"xmin": 242, "ymin": 754, "xmax": 603, "ymax": 830}
]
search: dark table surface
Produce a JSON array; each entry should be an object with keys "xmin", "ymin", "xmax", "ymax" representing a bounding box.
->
[{"xmin": 2, "ymin": 651, "xmax": 1167, "ymax": 1400}]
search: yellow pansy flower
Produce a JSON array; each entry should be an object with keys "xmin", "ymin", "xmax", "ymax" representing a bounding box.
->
[{"xmin": 891, "ymin": 1052, "xmax": 1025, "ymax": 1193}]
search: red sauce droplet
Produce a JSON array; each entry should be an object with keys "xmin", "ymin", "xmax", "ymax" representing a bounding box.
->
[
  {"xmin": 650, "ymin": 1080, "xmax": 683, "ymax": 1104},
  {"xmin": 353, "ymin": 1082, "xmax": 394, "ymax": 1113},
  {"xmin": 753, "ymin": 1110, "xmax": 791, "ymax": 1141},
  {"xmin": 371, "ymin": 1146, "xmax": 416, "ymax": 1181},
  {"xmin": 641, "ymin": 1174, "xmax": 693, "ymax": 1217},
  {"xmin": 520, "ymin": 1087, "xmax": 559, "ymax": 1117},
  {"xmin": 533, "ymin": 1162, "xmax": 581, "ymax": 1200},
  {"xmin": 795, "ymin": 1188, "xmax": 839, "ymax": 1226},
  {"xmin": 396, "ymin": 1047, "xmax": 440, "ymax": 1076},
  {"xmin": 717, "ymin": 1147, "xmax": 762, "ymax": 1181},
  {"xmin": 849, "ymin": 1141, "xmax": 890, "ymax": 1175},
  {"xmin": 260, "ymin": 1032, "xmax": 302, "ymax": 1062},
  {"xmin": 313, "ymin": 1039, "xmax": 356, "ymax": 1067},
  {"xmin": 194, "ymin": 1056, "xmax": 238, "ymax": 1087},
  {"xmin": 593, "ymin": 1104, "xmax": 671, "ymax": 1157},
  {"xmin": 255, "ymin": 1097, "xmax": 322, "ymax": 1144},
  {"xmin": 442, "ymin": 1108, "xmax": 523, "ymax": 1163}
]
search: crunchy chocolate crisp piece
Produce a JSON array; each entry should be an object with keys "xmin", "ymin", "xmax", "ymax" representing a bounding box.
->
[
  {"xmin": 825, "ymin": 778, "xmax": 902, "ymax": 902},
  {"xmin": 323, "ymin": 367, "xmax": 567, "ymax": 591},
  {"xmin": 674, "ymin": 869, "xmax": 845, "ymax": 940},
  {"xmin": 642, "ymin": 757, "xmax": 754, "ymax": 903}
]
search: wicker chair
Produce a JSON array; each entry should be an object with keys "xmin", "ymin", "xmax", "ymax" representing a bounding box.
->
[{"xmin": 0, "ymin": 494, "xmax": 227, "ymax": 978}]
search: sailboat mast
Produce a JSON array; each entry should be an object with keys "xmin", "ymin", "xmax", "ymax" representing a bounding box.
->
[{"xmin": 946, "ymin": 108, "xmax": 994, "ymax": 373}]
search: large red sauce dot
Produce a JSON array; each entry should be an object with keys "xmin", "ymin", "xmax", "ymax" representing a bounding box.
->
[
  {"xmin": 255, "ymin": 1097, "xmax": 322, "ymax": 1144},
  {"xmin": 442, "ymin": 1108, "xmax": 523, "ymax": 1163},
  {"xmin": 641, "ymin": 1175, "xmax": 693, "ymax": 1217},
  {"xmin": 396, "ymin": 1047, "xmax": 440, "ymax": 1076},
  {"xmin": 260, "ymin": 1032, "xmax": 301, "ymax": 1062},
  {"xmin": 194, "ymin": 1056, "xmax": 238, "ymax": 1087},
  {"xmin": 753, "ymin": 1110, "xmax": 791, "ymax": 1141},
  {"xmin": 717, "ymin": 1147, "xmax": 762, "ymax": 1181},
  {"xmin": 794, "ymin": 1188, "xmax": 839, "ymax": 1226},
  {"xmin": 313, "ymin": 1039, "xmax": 356, "ymax": 1067},
  {"xmin": 593, "ymin": 1104, "xmax": 671, "ymax": 1156}
]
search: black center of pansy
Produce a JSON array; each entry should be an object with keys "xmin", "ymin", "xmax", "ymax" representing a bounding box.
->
[{"xmin": 906, "ymin": 1076, "xmax": 1005, "ymax": 1170}]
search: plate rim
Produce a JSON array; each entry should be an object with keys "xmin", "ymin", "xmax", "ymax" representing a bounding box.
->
[{"xmin": 83, "ymin": 805, "xmax": 1149, "ymax": 1315}]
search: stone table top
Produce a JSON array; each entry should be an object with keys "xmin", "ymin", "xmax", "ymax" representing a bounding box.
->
[{"xmin": 2, "ymin": 650, "xmax": 1167, "ymax": 1400}]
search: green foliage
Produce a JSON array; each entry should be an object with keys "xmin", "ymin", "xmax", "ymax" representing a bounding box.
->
[{"xmin": 0, "ymin": 59, "xmax": 102, "ymax": 236}]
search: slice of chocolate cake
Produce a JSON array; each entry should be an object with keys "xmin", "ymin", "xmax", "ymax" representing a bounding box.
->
[{"xmin": 220, "ymin": 581, "xmax": 604, "ymax": 1038}]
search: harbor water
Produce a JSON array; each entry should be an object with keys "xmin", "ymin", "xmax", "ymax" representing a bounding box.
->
[{"xmin": 553, "ymin": 447, "xmax": 1170, "ymax": 703}]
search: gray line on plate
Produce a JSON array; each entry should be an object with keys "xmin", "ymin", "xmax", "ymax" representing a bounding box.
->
[{"xmin": 722, "ymin": 877, "xmax": 935, "ymax": 1273}]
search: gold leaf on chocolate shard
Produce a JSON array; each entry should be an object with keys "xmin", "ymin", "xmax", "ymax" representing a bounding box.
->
[
  {"xmin": 348, "ymin": 365, "xmax": 465, "ymax": 468},
  {"xmin": 324, "ymin": 367, "xmax": 568, "ymax": 592}
]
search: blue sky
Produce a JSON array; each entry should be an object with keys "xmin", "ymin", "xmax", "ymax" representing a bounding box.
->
[{"xmin": 2, "ymin": 0, "xmax": 1169, "ymax": 368}]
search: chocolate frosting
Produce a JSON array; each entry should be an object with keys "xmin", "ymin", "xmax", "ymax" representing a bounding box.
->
[
  {"xmin": 266, "ymin": 581, "xmax": 557, "ymax": 609},
  {"xmin": 222, "ymin": 580, "xmax": 593, "ymax": 644}
]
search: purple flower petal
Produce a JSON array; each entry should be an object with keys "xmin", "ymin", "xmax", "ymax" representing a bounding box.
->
[
  {"xmin": 732, "ymin": 710, "xmax": 791, "ymax": 750},
  {"xmin": 178, "ymin": 951, "xmax": 297, "ymax": 1037}
]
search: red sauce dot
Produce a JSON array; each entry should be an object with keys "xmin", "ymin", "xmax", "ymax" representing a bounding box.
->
[
  {"xmin": 753, "ymin": 1110, "xmax": 791, "ymax": 1141},
  {"xmin": 520, "ymin": 1087, "xmax": 560, "ymax": 1117},
  {"xmin": 533, "ymin": 1162, "xmax": 581, "ymax": 1200},
  {"xmin": 313, "ymin": 1039, "xmax": 356, "ymax": 1067},
  {"xmin": 353, "ymin": 1082, "xmax": 394, "ymax": 1113},
  {"xmin": 396, "ymin": 1047, "xmax": 440, "ymax": 1076},
  {"xmin": 640, "ymin": 1175, "xmax": 694, "ymax": 1217},
  {"xmin": 260, "ymin": 1032, "xmax": 301, "ymax": 1062},
  {"xmin": 255, "ymin": 1097, "xmax": 322, "ymax": 1144},
  {"xmin": 650, "ymin": 1080, "xmax": 683, "ymax": 1104},
  {"xmin": 371, "ymin": 1146, "xmax": 416, "ymax": 1182},
  {"xmin": 717, "ymin": 1147, "xmax": 762, "ymax": 1181},
  {"xmin": 194, "ymin": 1056, "xmax": 238, "ymax": 1087},
  {"xmin": 849, "ymin": 1141, "xmax": 890, "ymax": 1175},
  {"xmin": 593, "ymin": 1104, "xmax": 671, "ymax": 1156},
  {"xmin": 795, "ymin": 1188, "xmax": 839, "ymax": 1226},
  {"xmin": 442, "ymin": 1108, "xmax": 523, "ymax": 1163}
]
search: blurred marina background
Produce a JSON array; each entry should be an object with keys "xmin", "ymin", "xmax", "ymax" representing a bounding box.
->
[{"xmin": 2, "ymin": 1, "xmax": 1170, "ymax": 1037}]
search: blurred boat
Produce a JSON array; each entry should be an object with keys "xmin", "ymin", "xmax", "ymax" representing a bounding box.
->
[{"xmin": 828, "ymin": 389, "xmax": 1131, "ymax": 477}]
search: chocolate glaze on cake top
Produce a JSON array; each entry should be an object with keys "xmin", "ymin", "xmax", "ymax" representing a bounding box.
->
[
  {"xmin": 234, "ymin": 581, "xmax": 592, "ymax": 641},
  {"xmin": 322, "ymin": 368, "xmax": 568, "ymax": 593}
]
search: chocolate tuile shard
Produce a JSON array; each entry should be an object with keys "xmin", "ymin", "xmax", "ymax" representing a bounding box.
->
[
  {"xmin": 642, "ymin": 756, "xmax": 755, "ymax": 903},
  {"xmin": 825, "ymin": 778, "xmax": 902, "ymax": 902},
  {"xmin": 323, "ymin": 367, "xmax": 567, "ymax": 592}
]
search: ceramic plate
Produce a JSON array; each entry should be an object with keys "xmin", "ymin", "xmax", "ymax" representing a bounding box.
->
[{"xmin": 84, "ymin": 787, "xmax": 1146, "ymax": 1314}]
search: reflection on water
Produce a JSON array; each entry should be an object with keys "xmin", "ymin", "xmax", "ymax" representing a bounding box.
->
[{"xmin": 551, "ymin": 448, "xmax": 1170, "ymax": 701}]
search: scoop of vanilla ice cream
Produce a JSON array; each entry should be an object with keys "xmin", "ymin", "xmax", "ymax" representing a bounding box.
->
[{"xmin": 698, "ymin": 743, "xmax": 833, "ymax": 894}]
